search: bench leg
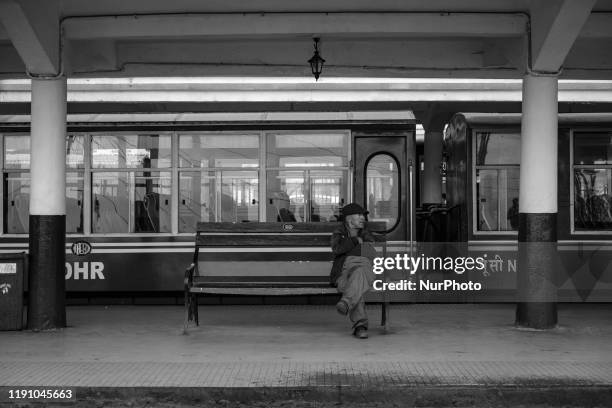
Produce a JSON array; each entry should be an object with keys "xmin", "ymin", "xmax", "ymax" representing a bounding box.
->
[
  {"xmin": 381, "ymin": 302, "xmax": 390, "ymax": 332},
  {"xmin": 194, "ymin": 294, "xmax": 199, "ymax": 326},
  {"xmin": 183, "ymin": 292, "xmax": 191, "ymax": 335}
]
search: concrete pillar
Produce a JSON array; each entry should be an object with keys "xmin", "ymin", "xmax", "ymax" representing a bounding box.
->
[
  {"xmin": 27, "ymin": 77, "xmax": 67, "ymax": 330},
  {"xmin": 422, "ymin": 130, "xmax": 444, "ymax": 205},
  {"xmin": 516, "ymin": 73, "xmax": 558, "ymax": 329}
]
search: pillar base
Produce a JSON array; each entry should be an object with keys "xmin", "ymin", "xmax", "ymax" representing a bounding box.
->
[
  {"xmin": 515, "ymin": 302, "xmax": 557, "ymax": 329},
  {"xmin": 27, "ymin": 215, "xmax": 66, "ymax": 330},
  {"xmin": 515, "ymin": 213, "xmax": 558, "ymax": 329}
]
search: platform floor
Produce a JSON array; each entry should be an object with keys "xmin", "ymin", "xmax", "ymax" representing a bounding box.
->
[{"xmin": 0, "ymin": 303, "xmax": 611, "ymax": 407}]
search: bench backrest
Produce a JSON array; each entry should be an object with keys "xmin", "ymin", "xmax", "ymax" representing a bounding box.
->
[
  {"xmin": 195, "ymin": 222, "xmax": 340, "ymax": 247},
  {"xmin": 193, "ymin": 221, "xmax": 386, "ymax": 283}
]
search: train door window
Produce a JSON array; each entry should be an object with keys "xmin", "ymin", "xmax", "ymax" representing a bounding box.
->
[
  {"xmin": 573, "ymin": 132, "xmax": 612, "ymax": 231},
  {"xmin": 474, "ymin": 132, "xmax": 520, "ymax": 233},
  {"xmin": 265, "ymin": 132, "xmax": 348, "ymax": 222},
  {"xmin": 178, "ymin": 134, "xmax": 260, "ymax": 231},
  {"xmin": 91, "ymin": 134, "xmax": 172, "ymax": 233},
  {"xmin": 366, "ymin": 154, "xmax": 399, "ymax": 230}
]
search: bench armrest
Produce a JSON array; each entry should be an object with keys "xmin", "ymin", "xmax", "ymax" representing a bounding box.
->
[{"xmin": 184, "ymin": 263, "xmax": 195, "ymax": 289}]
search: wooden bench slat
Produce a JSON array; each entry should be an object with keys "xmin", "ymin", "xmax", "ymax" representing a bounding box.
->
[
  {"xmin": 196, "ymin": 234, "xmax": 332, "ymax": 247},
  {"xmin": 193, "ymin": 282, "xmax": 332, "ymax": 288},
  {"xmin": 193, "ymin": 276, "xmax": 330, "ymax": 282},
  {"xmin": 197, "ymin": 222, "xmax": 340, "ymax": 233},
  {"xmin": 190, "ymin": 287, "xmax": 338, "ymax": 295},
  {"xmin": 196, "ymin": 221, "xmax": 388, "ymax": 233}
]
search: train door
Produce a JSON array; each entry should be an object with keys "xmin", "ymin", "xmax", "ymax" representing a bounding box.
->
[{"xmin": 353, "ymin": 133, "xmax": 413, "ymax": 242}]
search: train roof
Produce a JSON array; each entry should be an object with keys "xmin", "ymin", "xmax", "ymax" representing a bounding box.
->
[
  {"xmin": 454, "ymin": 112, "xmax": 612, "ymax": 126},
  {"xmin": 0, "ymin": 111, "xmax": 416, "ymax": 125}
]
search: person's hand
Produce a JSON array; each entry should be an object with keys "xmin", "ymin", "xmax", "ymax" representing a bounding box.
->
[{"xmin": 356, "ymin": 237, "xmax": 363, "ymax": 244}]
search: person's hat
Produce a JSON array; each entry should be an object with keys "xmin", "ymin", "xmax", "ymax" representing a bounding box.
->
[{"xmin": 342, "ymin": 203, "xmax": 369, "ymax": 216}]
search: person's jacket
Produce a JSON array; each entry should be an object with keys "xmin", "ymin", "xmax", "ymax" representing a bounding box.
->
[{"xmin": 329, "ymin": 223, "xmax": 378, "ymax": 286}]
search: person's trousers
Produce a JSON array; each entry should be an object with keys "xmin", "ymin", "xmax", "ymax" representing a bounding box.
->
[{"xmin": 335, "ymin": 256, "xmax": 375, "ymax": 330}]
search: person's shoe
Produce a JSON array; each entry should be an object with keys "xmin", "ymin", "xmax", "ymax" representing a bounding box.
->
[
  {"xmin": 336, "ymin": 299, "xmax": 349, "ymax": 315},
  {"xmin": 353, "ymin": 326, "xmax": 368, "ymax": 339}
]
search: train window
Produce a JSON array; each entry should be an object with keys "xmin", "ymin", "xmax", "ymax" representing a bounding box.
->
[
  {"xmin": 4, "ymin": 136, "xmax": 30, "ymax": 169},
  {"xmin": 265, "ymin": 132, "xmax": 348, "ymax": 222},
  {"xmin": 475, "ymin": 169, "xmax": 520, "ymax": 232},
  {"xmin": 475, "ymin": 133, "xmax": 520, "ymax": 165},
  {"xmin": 179, "ymin": 170, "xmax": 259, "ymax": 230},
  {"xmin": 266, "ymin": 171, "xmax": 304, "ymax": 222},
  {"xmin": 2, "ymin": 130, "xmax": 351, "ymax": 233},
  {"xmin": 66, "ymin": 172, "xmax": 84, "ymax": 233},
  {"xmin": 2, "ymin": 135, "xmax": 85, "ymax": 234},
  {"xmin": 574, "ymin": 133, "xmax": 612, "ymax": 165},
  {"xmin": 92, "ymin": 171, "xmax": 172, "ymax": 233},
  {"xmin": 3, "ymin": 136, "xmax": 31, "ymax": 233},
  {"xmin": 91, "ymin": 134, "xmax": 172, "ymax": 233},
  {"xmin": 573, "ymin": 132, "xmax": 612, "ymax": 231},
  {"xmin": 178, "ymin": 134, "xmax": 260, "ymax": 231},
  {"xmin": 66, "ymin": 134, "xmax": 85, "ymax": 168},
  {"xmin": 366, "ymin": 154, "xmax": 399, "ymax": 230},
  {"xmin": 474, "ymin": 132, "xmax": 520, "ymax": 233},
  {"xmin": 4, "ymin": 172, "xmax": 29, "ymax": 233},
  {"xmin": 265, "ymin": 170, "xmax": 346, "ymax": 222},
  {"xmin": 92, "ymin": 134, "xmax": 171, "ymax": 168},
  {"xmin": 66, "ymin": 135, "xmax": 85, "ymax": 233},
  {"xmin": 574, "ymin": 169, "xmax": 612, "ymax": 230},
  {"xmin": 266, "ymin": 133, "xmax": 348, "ymax": 168},
  {"xmin": 178, "ymin": 134, "xmax": 260, "ymax": 168},
  {"xmin": 310, "ymin": 170, "xmax": 346, "ymax": 222}
]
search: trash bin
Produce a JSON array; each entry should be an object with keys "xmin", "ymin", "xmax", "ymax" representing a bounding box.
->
[{"xmin": 0, "ymin": 252, "xmax": 27, "ymax": 330}]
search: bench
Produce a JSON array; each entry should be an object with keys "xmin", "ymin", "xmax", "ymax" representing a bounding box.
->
[{"xmin": 183, "ymin": 221, "xmax": 388, "ymax": 334}]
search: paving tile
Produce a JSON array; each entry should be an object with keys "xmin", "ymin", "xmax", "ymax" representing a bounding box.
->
[{"xmin": 2, "ymin": 360, "xmax": 610, "ymax": 388}]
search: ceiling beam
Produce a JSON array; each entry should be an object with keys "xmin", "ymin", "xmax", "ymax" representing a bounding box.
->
[
  {"xmin": 3, "ymin": 78, "xmax": 612, "ymax": 103},
  {"xmin": 530, "ymin": 0, "xmax": 596, "ymax": 73},
  {"xmin": 0, "ymin": 0, "xmax": 60, "ymax": 75},
  {"xmin": 63, "ymin": 12, "xmax": 527, "ymax": 40}
]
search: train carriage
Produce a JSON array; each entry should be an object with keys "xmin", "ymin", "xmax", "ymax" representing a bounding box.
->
[
  {"xmin": 444, "ymin": 113, "xmax": 612, "ymax": 302},
  {"xmin": 0, "ymin": 111, "xmax": 416, "ymax": 300}
]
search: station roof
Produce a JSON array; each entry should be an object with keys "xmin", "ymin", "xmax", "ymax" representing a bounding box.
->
[{"xmin": 1, "ymin": 1, "xmax": 612, "ymax": 79}]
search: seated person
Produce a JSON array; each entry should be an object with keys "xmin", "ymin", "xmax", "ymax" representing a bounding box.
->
[{"xmin": 330, "ymin": 203, "xmax": 379, "ymax": 339}]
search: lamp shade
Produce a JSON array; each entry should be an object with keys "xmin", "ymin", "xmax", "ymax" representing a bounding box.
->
[{"xmin": 308, "ymin": 38, "xmax": 325, "ymax": 81}]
